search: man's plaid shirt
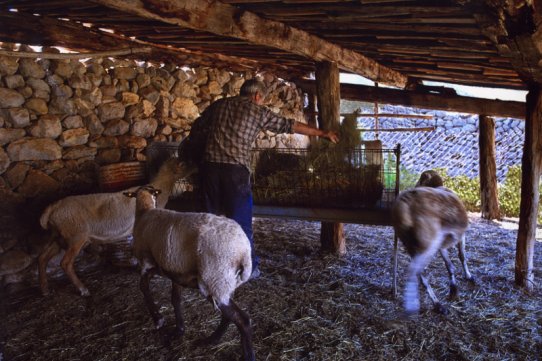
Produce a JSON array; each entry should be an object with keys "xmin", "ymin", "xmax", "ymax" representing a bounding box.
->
[{"xmin": 196, "ymin": 95, "xmax": 294, "ymax": 170}]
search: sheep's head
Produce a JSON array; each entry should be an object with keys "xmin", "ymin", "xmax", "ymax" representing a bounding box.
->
[
  {"xmin": 416, "ymin": 170, "xmax": 444, "ymax": 188},
  {"xmin": 124, "ymin": 186, "xmax": 162, "ymax": 210}
]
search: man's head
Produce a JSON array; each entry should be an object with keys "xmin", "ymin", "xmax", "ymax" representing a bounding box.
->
[{"xmin": 240, "ymin": 79, "xmax": 266, "ymax": 105}]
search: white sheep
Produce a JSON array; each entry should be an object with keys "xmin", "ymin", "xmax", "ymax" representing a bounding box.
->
[
  {"xmin": 38, "ymin": 157, "xmax": 191, "ymax": 297},
  {"xmin": 391, "ymin": 173, "xmax": 475, "ymax": 316},
  {"xmin": 124, "ymin": 185, "xmax": 254, "ymax": 361}
]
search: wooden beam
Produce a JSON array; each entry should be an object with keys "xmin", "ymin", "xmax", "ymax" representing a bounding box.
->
[
  {"xmin": 0, "ymin": 11, "xmax": 301, "ymax": 77},
  {"xmin": 478, "ymin": 115, "xmax": 501, "ymax": 220},
  {"xmin": 515, "ymin": 85, "xmax": 542, "ymax": 291},
  {"xmin": 315, "ymin": 61, "xmax": 345, "ymax": 256},
  {"xmin": 295, "ymin": 79, "xmax": 526, "ymax": 119},
  {"xmin": 458, "ymin": 0, "xmax": 542, "ymax": 86},
  {"xmin": 91, "ymin": 0, "xmax": 409, "ymax": 88}
]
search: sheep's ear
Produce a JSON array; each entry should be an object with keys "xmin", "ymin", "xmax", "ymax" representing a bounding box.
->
[{"xmin": 123, "ymin": 191, "xmax": 136, "ymax": 198}]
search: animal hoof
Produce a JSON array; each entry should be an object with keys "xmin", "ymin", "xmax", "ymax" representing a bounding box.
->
[
  {"xmin": 401, "ymin": 310, "xmax": 419, "ymax": 320},
  {"xmin": 433, "ymin": 303, "xmax": 448, "ymax": 315},
  {"xmin": 41, "ymin": 288, "xmax": 51, "ymax": 297},
  {"xmin": 467, "ymin": 277, "xmax": 477, "ymax": 285},
  {"xmin": 79, "ymin": 288, "xmax": 91, "ymax": 297},
  {"xmin": 194, "ymin": 334, "xmax": 221, "ymax": 347},
  {"xmin": 449, "ymin": 285, "xmax": 459, "ymax": 300}
]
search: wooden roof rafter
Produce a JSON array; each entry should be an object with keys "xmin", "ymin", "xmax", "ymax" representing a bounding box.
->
[
  {"xmin": 0, "ymin": 11, "xmax": 308, "ymax": 78},
  {"xmin": 90, "ymin": 0, "xmax": 409, "ymax": 88}
]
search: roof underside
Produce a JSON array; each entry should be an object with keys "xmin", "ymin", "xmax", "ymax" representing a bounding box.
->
[{"xmin": 0, "ymin": 0, "xmax": 540, "ymax": 91}]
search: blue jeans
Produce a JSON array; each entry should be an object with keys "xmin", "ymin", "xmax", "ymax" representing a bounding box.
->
[{"xmin": 200, "ymin": 162, "xmax": 259, "ymax": 269}]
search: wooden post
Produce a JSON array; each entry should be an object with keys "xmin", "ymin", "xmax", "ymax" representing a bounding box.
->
[
  {"xmin": 515, "ymin": 85, "xmax": 541, "ymax": 291},
  {"xmin": 478, "ymin": 115, "xmax": 501, "ymax": 220},
  {"xmin": 315, "ymin": 61, "xmax": 345, "ymax": 255}
]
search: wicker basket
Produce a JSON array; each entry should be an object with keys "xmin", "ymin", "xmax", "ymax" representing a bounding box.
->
[{"xmin": 98, "ymin": 161, "xmax": 147, "ymax": 192}]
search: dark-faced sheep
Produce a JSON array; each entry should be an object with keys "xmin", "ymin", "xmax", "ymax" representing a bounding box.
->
[
  {"xmin": 391, "ymin": 172, "xmax": 474, "ymax": 315},
  {"xmin": 124, "ymin": 185, "xmax": 254, "ymax": 361},
  {"xmin": 38, "ymin": 158, "xmax": 191, "ymax": 297},
  {"xmin": 415, "ymin": 169, "xmax": 444, "ymax": 188}
]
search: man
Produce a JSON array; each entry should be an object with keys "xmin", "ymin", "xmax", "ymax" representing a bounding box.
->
[{"xmin": 185, "ymin": 78, "xmax": 339, "ymax": 279}]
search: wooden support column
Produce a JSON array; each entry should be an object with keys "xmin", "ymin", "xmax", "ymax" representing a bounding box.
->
[
  {"xmin": 315, "ymin": 61, "xmax": 345, "ymax": 255},
  {"xmin": 478, "ymin": 115, "xmax": 501, "ymax": 220},
  {"xmin": 515, "ymin": 85, "xmax": 541, "ymax": 291}
]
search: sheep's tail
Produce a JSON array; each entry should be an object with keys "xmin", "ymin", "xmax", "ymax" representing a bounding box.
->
[
  {"xmin": 238, "ymin": 252, "xmax": 253, "ymax": 283},
  {"xmin": 39, "ymin": 202, "xmax": 58, "ymax": 230}
]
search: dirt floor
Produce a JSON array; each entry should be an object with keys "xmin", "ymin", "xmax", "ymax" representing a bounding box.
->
[{"xmin": 1, "ymin": 214, "xmax": 541, "ymax": 361}]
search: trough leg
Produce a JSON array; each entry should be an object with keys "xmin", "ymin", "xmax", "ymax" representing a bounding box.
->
[
  {"xmin": 38, "ymin": 240, "xmax": 61, "ymax": 296},
  {"xmin": 439, "ymin": 248, "xmax": 458, "ymax": 298},
  {"xmin": 60, "ymin": 239, "xmax": 89, "ymax": 296},
  {"xmin": 218, "ymin": 301, "xmax": 254, "ymax": 361}
]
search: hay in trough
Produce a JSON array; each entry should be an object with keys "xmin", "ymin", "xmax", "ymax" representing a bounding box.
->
[
  {"xmin": 2, "ymin": 214, "xmax": 541, "ymax": 361},
  {"xmin": 253, "ymin": 112, "xmax": 385, "ymax": 208}
]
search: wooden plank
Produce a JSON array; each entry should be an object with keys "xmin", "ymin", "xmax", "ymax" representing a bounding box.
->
[
  {"xmin": 515, "ymin": 86, "xmax": 542, "ymax": 291},
  {"xmin": 252, "ymin": 205, "xmax": 392, "ymax": 225},
  {"xmin": 296, "ymin": 79, "xmax": 526, "ymax": 118},
  {"xmin": 92, "ymin": 0, "xmax": 408, "ymax": 88}
]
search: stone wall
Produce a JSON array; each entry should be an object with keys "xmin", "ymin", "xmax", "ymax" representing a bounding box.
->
[
  {"xmin": 0, "ymin": 46, "xmax": 306, "ymax": 290},
  {"xmin": 350, "ymin": 104, "xmax": 525, "ymax": 182},
  {"xmin": 0, "ymin": 47, "xmax": 306, "ymax": 200}
]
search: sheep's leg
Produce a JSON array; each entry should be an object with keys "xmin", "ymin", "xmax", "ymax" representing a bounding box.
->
[
  {"xmin": 218, "ymin": 301, "xmax": 254, "ymax": 361},
  {"xmin": 419, "ymin": 274, "xmax": 447, "ymax": 314},
  {"xmin": 195, "ymin": 313, "xmax": 231, "ymax": 347},
  {"xmin": 170, "ymin": 282, "xmax": 185, "ymax": 338},
  {"xmin": 392, "ymin": 233, "xmax": 399, "ymax": 299},
  {"xmin": 404, "ymin": 239, "xmax": 441, "ymax": 315},
  {"xmin": 60, "ymin": 239, "xmax": 89, "ymax": 297},
  {"xmin": 439, "ymin": 248, "xmax": 458, "ymax": 299},
  {"xmin": 457, "ymin": 235, "xmax": 475, "ymax": 283},
  {"xmin": 139, "ymin": 268, "xmax": 166, "ymax": 334},
  {"xmin": 38, "ymin": 240, "xmax": 61, "ymax": 296}
]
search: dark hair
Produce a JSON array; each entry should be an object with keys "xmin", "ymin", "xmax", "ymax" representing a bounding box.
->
[{"xmin": 240, "ymin": 79, "xmax": 266, "ymax": 96}]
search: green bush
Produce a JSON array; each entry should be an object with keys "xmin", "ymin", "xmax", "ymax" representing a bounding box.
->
[
  {"xmin": 436, "ymin": 168, "xmax": 481, "ymax": 211},
  {"xmin": 498, "ymin": 165, "xmax": 542, "ymax": 222},
  {"xmin": 398, "ymin": 166, "xmax": 420, "ymax": 191},
  {"xmin": 499, "ymin": 165, "xmax": 522, "ymax": 218}
]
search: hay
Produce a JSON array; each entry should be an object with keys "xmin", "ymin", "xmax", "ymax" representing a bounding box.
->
[
  {"xmin": 253, "ymin": 112, "xmax": 386, "ymax": 208},
  {"xmin": 2, "ymin": 214, "xmax": 541, "ymax": 360}
]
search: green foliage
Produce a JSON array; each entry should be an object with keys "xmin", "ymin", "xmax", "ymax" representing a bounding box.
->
[
  {"xmin": 499, "ymin": 165, "xmax": 522, "ymax": 218},
  {"xmin": 399, "ymin": 166, "xmax": 420, "ymax": 191},
  {"xmin": 498, "ymin": 165, "xmax": 542, "ymax": 223}
]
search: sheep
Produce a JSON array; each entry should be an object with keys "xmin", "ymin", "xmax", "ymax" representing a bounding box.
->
[
  {"xmin": 38, "ymin": 157, "xmax": 192, "ymax": 297},
  {"xmin": 415, "ymin": 169, "xmax": 444, "ymax": 188},
  {"xmin": 391, "ymin": 172, "xmax": 474, "ymax": 316},
  {"xmin": 124, "ymin": 185, "xmax": 254, "ymax": 361}
]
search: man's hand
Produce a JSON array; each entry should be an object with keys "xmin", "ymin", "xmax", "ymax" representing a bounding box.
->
[{"xmin": 323, "ymin": 130, "xmax": 339, "ymax": 143}]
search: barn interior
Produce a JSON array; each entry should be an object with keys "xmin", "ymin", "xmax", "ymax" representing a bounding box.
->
[{"xmin": 0, "ymin": 1, "xmax": 541, "ymax": 360}]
